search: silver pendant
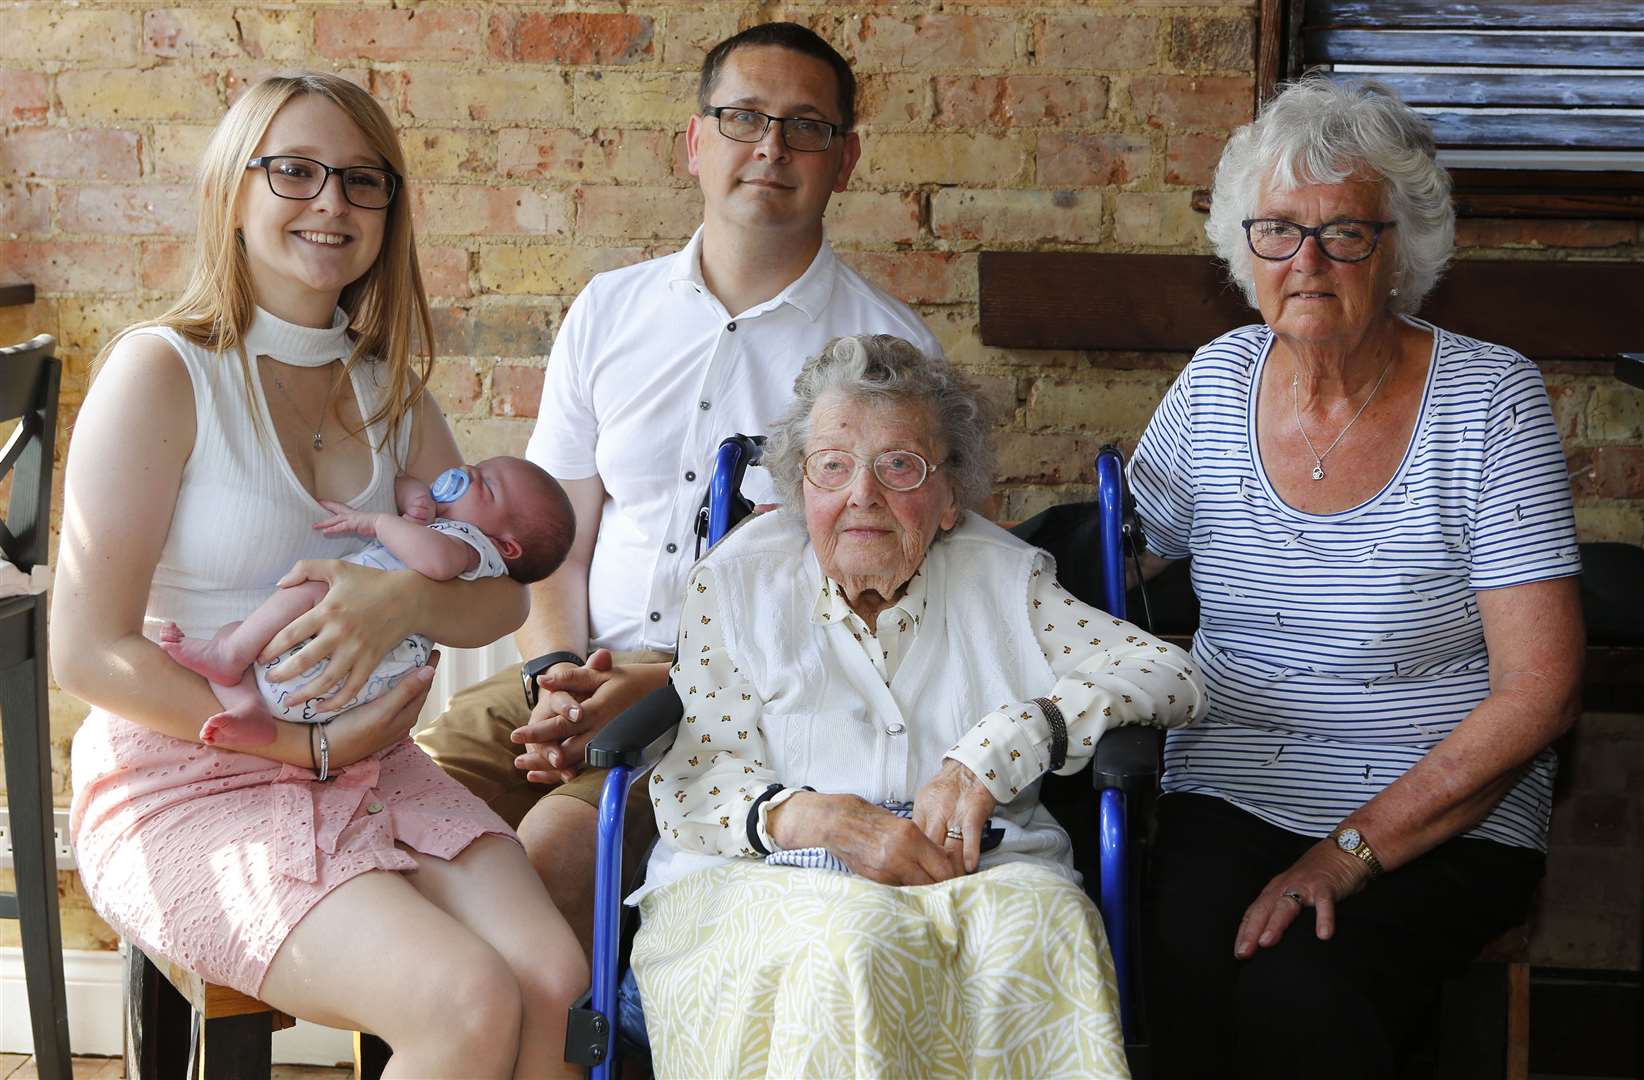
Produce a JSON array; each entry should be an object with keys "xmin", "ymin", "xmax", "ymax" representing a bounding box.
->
[
  {"xmin": 312, "ymin": 433, "xmax": 324, "ymax": 451},
  {"xmin": 1311, "ymin": 462, "xmax": 1325, "ymax": 481}
]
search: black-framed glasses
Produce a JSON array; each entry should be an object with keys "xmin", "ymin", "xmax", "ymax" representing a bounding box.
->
[
  {"xmin": 804, "ymin": 448, "xmax": 942, "ymax": 492},
  {"xmin": 704, "ymin": 106, "xmax": 841, "ymax": 152},
  {"xmin": 246, "ymin": 155, "xmax": 400, "ymax": 210},
  {"xmin": 1241, "ymin": 218, "xmax": 1394, "ymax": 263}
]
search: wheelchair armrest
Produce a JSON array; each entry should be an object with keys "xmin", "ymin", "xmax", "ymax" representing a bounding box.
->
[
  {"xmin": 586, "ymin": 684, "xmax": 684, "ymax": 770},
  {"xmin": 1092, "ymin": 724, "xmax": 1162, "ymax": 799}
]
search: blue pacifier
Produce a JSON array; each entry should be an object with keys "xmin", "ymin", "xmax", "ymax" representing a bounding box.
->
[{"xmin": 430, "ymin": 467, "xmax": 471, "ymax": 504}]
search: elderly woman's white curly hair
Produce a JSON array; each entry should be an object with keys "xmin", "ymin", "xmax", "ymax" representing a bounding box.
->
[
  {"xmin": 765, "ymin": 335, "xmax": 995, "ymax": 520},
  {"xmin": 1205, "ymin": 76, "xmax": 1455, "ymax": 315}
]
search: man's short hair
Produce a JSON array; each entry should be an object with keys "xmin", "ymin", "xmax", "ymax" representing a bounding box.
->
[{"xmin": 698, "ymin": 22, "xmax": 856, "ymax": 133}]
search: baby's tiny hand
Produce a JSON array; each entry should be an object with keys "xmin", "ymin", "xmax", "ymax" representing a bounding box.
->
[{"xmin": 314, "ymin": 501, "xmax": 378, "ymax": 538}]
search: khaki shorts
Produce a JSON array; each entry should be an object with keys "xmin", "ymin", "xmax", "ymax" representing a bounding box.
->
[{"xmin": 414, "ymin": 649, "xmax": 673, "ymax": 829}]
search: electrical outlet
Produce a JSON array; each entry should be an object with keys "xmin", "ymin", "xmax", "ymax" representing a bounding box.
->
[{"xmin": 0, "ymin": 808, "xmax": 75, "ymax": 871}]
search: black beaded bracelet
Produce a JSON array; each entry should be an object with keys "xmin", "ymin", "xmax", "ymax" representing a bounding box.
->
[{"xmin": 1034, "ymin": 696, "xmax": 1069, "ymax": 772}]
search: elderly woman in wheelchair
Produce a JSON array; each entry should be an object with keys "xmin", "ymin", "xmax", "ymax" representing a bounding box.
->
[{"xmin": 625, "ymin": 334, "xmax": 1205, "ymax": 1077}]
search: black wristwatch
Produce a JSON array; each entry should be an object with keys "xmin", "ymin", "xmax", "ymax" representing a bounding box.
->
[{"xmin": 522, "ymin": 650, "xmax": 585, "ymax": 709}]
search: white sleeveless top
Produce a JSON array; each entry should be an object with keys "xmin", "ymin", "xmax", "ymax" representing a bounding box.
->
[{"xmin": 138, "ymin": 306, "xmax": 411, "ymax": 641}]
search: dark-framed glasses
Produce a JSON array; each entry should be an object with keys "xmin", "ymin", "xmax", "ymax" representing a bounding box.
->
[
  {"xmin": 246, "ymin": 155, "xmax": 400, "ymax": 210},
  {"xmin": 704, "ymin": 106, "xmax": 841, "ymax": 152},
  {"xmin": 803, "ymin": 448, "xmax": 941, "ymax": 492},
  {"xmin": 1241, "ymin": 218, "xmax": 1394, "ymax": 263}
]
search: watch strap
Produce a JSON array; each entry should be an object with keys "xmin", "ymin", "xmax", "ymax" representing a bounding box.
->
[
  {"xmin": 522, "ymin": 650, "xmax": 587, "ymax": 708},
  {"xmin": 1034, "ymin": 696, "xmax": 1068, "ymax": 772}
]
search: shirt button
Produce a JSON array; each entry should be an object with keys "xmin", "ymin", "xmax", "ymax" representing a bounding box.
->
[
  {"xmin": 885, "ymin": 722, "xmax": 906, "ymax": 736},
  {"xmin": 684, "ymin": 470, "xmax": 696, "ymax": 482},
  {"xmin": 699, "ymin": 400, "xmax": 711, "ymax": 411},
  {"xmin": 365, "ymin": 802, "xmax": 384, "ymax": 815},
  {"xmin": 650, "ymin": 611, "xmax": 661, "ymax": 622},
  {"xmin": 726, "ymin": 321, "xmax": 737, "ymax": 332},
  {"xmin": 666, "ymin": 542, "xmax": 678, "ymax": 553}
]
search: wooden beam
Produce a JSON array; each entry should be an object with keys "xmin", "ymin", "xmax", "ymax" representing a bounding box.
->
[
  {"xmin": 978, "ymin": 251, "xmax": 1644, "ymax": 360},
  {"xmin": 1305, "ymin": 0, "xmax": 1644, "ymax": 31},
  {"xmin": 0, "ymin": 284, "xmax": 34, "ymax": 308}
]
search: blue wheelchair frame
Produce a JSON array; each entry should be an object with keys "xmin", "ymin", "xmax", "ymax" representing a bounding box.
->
[{"xmin": 566, "ymin": 437, "xmax": 1155, "ymax": 1076}]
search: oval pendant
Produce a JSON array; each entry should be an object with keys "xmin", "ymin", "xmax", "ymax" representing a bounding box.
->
[{"xmin": 1311, "ymin": 463, "xmax": 1325, "ymax": 481}]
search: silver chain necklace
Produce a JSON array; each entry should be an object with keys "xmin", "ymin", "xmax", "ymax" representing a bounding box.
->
[
  {"xmin": 266, "ymin": 363, "xmax": 341, "ymax": 452},
  {"xmin": 1291, "ymin": 354, "xmax": 1397, "ymax": 481}
]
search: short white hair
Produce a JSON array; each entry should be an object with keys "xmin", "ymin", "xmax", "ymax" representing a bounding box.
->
[{"xmin": 1205, "ymin": 76, "xmax": 1455, "ymax": 314}]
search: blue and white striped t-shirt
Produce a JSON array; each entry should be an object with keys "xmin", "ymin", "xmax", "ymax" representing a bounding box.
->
[{"xmin": 1129, "ymin": 319, "xmax": 1581, "ymax": 851}]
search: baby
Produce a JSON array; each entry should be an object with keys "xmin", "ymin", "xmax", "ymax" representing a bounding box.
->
[{"xmin": 161, "ymin": 456, "xmax": 573, "ymax": 746}]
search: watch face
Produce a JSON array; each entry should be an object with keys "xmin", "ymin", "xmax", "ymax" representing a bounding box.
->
[{"xmin": 1336, "ymin": 827, "xmax": 1362, "ymax": 852}]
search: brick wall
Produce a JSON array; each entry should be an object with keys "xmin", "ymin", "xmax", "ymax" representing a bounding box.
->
[{"xmin": 0, "ymin": 2, "xmax": 1638, "ymax": 967}]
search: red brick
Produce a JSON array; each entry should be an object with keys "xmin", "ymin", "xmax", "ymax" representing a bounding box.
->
[
  {"xmin": 411, "ymin": 186, "xmax": 572, "ymax": 238},
  {"xmin": 314, "ymin": 9, "xmax": 480, "ymax": 62},
  {"xmin": 854, "ymin": 74, "xmax": 930, "ymax": 129},
  {"xmin": 1036, "ymin": 16, "xmax": 1160, "ymax": 71},
  {"xmin": 491, "ymin": 364, "xmax": 546, "ymax": 418},
  {"xmin": 1036, "ymin": 133, "xmax": 1153, "ymax": 187},
  {"xmin": 430, "ymin": 303, "xmax": 551, "ymax": 358},
  {"xmin": 0, "ymin": 128, "xmax": 141, "ymax": 180},
  {"xmin": 840, "ymin": 252, "xmax": 974, "ymax": 305},
  {"xmin": 0, "ymin": 181, "xmax": 49, "ymax": 233},
  {"xmin": 488, "ymin": 13, "xmax": 655, "ymax": 65},
  {"xmin": 936, "ymin": 75, "xmax": 1108, "ymax": 128},
  {"xmin": 1455, "ymin": 219, "xmax": 1635, "ymax": 250},
  {"xmin": 853, "ymin": 14, "xmax": 1015, "ymax": 69},
  {"xmin": 428, "ymin": 358, "xmax": 483, "ymax": 416},
  {"xmin": 1168, "ymin": 16, "xmax": 1256, "ymax": 71},
  {"xmin": 1569, "ymin": 446, "xmax": 1644, "ymax": 500},
  {"xmin": 574, "ymin": 186, "xmax": 702, "ymax": 241},
  {"xmin": 497, "ymin": 128, "xmax": 674, "ymax": 184},
  {"xmin": 57, "ymin": 184, "xmax": 196, "ymax": 236},
  {"xmin": 0, "ymin": 68, "xmax": 48, "ymax": 124},
  {"xmin": 1545, "ymin": 380, "xmax": 1589, "ymax": 443},
  {"xmin": 823, "ymin": 191, "xmax": 922, "ymax": 247},
  {"xmin": 0, "ymin": 241, "xmax": 136, "ymax": 293},
  {"xmin": 140, "ymin": 240, "xmax": 191, "ymax": 293},
  {"xmin": 1130, "ymin": 76, "xmax": 1253, "ymax": 131},
  {"xmin": 418, "ymin": 246, "xmax": 472, "ymax": 300},
  {"xmin": 1165, "ymin": 133, "xmax": 1226, "ymax": 187}
]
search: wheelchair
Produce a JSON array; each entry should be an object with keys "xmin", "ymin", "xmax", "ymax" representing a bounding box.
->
[{"xmin": 564, "ymin": 435, "xmax": 1163, "ymax": 1078}]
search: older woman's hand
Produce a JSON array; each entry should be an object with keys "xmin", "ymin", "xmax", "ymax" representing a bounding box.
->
[
  {"xmin": 261, "ymin": 559, "xmax": 418, "ymax": 712},
  {"xmin": 912, "ymin": 759, "xmax": 998, "ymax": 875},
  {"xmin": 773, "ymin": 792, "xmax": 957, "ymax": 886},
  {"xmin": 1233, "ymin": 840, "xmax": 1374, "ymax": 959}
]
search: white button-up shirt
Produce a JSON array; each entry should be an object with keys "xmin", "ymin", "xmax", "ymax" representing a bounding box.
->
[{"xmin": 526, "ymin": 227, "xmax": 943, "ymax": 653}]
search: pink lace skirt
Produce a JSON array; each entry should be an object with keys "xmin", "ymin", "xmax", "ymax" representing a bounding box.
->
[{"xmin": 70, "ymin": 709, "xmax": 517, "ymax": 996}]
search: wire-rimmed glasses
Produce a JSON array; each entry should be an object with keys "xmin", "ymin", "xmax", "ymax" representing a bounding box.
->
[
  {"xmin": 246, "ymin": 155, "xmax": 400, "ymax": 210},
  {"xmin": 803, "ymin": 448, "xmax": 942, "ymax": 492},
  {"xmin": 704, "ymin": 106, "xmax": 841, "ymax": 152},
  {"xmin": 1241, "ymin": 218, "xmax": 1394, "ymax": 263}
]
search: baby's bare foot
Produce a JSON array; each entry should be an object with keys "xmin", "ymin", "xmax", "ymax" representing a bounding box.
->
[
  {"xmin": 199, "ymin": 710, "xmax": 277, "ymax": 747},
  {"xmin": 161, "ymin": 621, "xmax": 253, "ymax": 686}
]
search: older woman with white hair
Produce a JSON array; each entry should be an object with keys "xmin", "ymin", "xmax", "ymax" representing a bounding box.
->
[
  {"xmin": 1130, "ymin": 78, "xmax": 1584, "ymax": 1077},
  {"xmin": 627, "ymin": 334, "xmax": 1205, "ymax": 1077}
]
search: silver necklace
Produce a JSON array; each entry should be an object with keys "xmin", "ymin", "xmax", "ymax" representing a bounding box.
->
[
  {"xmin": 266, "ymin": 363, "xmax": 340, "ymax": 452},
  {"xmin": 1291, "ymin": 354, "xmax": 1397, "ymax": 481}
]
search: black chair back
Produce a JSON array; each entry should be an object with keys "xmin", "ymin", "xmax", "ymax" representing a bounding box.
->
[{"xmin": 0, "ymin": 334, "xmax": 60, "ymax": 572}]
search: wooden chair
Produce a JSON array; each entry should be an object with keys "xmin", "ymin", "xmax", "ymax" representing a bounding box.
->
[
  {"xmin": 0, "ymin": 334, "xmax": 69, "ymax": 1080},
  {"xmin": 127, "ymin": 943, "xmax": 391, "ymax": 1080}
]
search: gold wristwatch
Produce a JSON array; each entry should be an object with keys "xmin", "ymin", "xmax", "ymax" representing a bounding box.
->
[{"xmin": 1328, "ymin": 826, "xmax": 1383, "ymax": 877}]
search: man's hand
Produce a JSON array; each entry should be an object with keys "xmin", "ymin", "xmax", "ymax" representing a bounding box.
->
[
  {"xmin": 1233, "ymin": 839, "xmax": 1374, "ymax": 959},
  {"xmin": 510, "ymin": 651, "xmax": 670, "ymax": 783},
  {"xmin": 314, "ymin": 501, "xmax": 386, "ymax": 540},
  {"xmin": 912, "ymin": 759, "xmax": 998, "ymax": 876}
]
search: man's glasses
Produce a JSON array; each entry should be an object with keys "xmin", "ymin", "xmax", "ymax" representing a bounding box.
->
[
  {"xmin": 1241, "ymin": 218, "xmax": 1395, "ymax": 263},
  {"xmin": 803, "ymin": 448, "xmax": 942, "ymax": 492},
  {"xmin": 704, "ymin": 107, "xmax": 841, "ymax": 152},
  {"xmin": 246, "ymin": 156, "xmax": 400, "ymax": 210}
]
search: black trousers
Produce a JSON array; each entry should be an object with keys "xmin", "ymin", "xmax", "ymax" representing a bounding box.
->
[{"xmin": 1144, "ymin": 793, "xmax": 1543, "ymax": 1080}]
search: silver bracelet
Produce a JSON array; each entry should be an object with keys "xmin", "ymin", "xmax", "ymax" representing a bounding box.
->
[{"xmin": 316, "ymin": 722, "xmax": 331, "ymax": 782}]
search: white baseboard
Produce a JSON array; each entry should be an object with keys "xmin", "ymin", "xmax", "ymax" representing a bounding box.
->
[{"xmin": 2, "ymin": 945, "xmax": 357, "ymax": 1066}]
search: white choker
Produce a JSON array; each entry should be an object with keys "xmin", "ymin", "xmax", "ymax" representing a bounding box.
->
[{"xmin": 242, "ymin": 306, "xmax": 351, "ymax": 368}]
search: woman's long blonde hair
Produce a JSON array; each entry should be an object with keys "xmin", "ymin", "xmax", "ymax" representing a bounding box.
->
[{"xmin": 94, "ymin": 72, "xmax": 433, "ymax": 451}]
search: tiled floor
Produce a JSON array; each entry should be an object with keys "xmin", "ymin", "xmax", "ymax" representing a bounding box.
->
[{"xmin": 0, "ymin": 1055, "xmax": 350, "ymax": 1078}]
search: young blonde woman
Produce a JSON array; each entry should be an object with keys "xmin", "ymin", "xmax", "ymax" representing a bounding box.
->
[{"xmin": 52, "ymin": 74, "xmax": 586, "ymax": 1079}]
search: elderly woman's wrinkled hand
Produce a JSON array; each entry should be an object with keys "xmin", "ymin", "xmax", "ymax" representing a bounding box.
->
[
  {"xmin": 806, "ymin": 793, "xmax": 959, "ymax": 886},
  {"xmin": 912, "ymin": 758, "xmax": 998, "ymax": 876},
  {"xmin": 1232, "ymin": 839, "xmax": 1374, "ymax": 959}
]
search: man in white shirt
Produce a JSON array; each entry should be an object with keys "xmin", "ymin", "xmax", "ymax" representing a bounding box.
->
[{"xmin": 417, "ymin": 21, "xmax": 943, "ymax": 954}]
